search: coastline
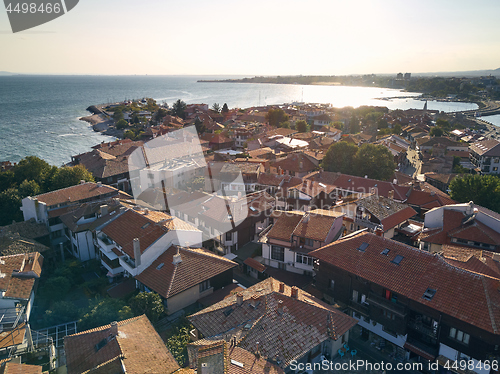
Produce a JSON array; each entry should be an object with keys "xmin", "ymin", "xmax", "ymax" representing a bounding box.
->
[{"xmin": 79, "ymin": 114, "xmax": 123, "ymax": 138}]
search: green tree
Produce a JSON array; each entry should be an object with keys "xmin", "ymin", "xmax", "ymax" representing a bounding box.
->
[
  {"xmin": 393, "ymin": 123, "xmax": 402, "ymax": 134},
  {"xmin": 321, "ymin": 141, "xmax": 359, "ymax": 174},
  {"xmin": 41, "ymin": 276, "xmax": 72, "ymax": 301},
  {"xmin": 193, "ymin": 117, "xmax": 206, "ymax": 134},
  {"xmin": 113, "ymin": 109, "xmax": 124, "ymax": 122},
  {"xmin": 43, "ymin": 301, "xmax": 79, "ymax": 327},
  {"xmin": 278, "ymin": 121, "xmax": 290, "ymax": 129},
  {"xmin": 153, "ymin": 108, "xmax": 168, "ymax": 124},
  {"xmin": 212, "ymin": 103, "xmax": 221, "ymax": 113},
  {"xmin": 50, "ymin": 165, "xmax": 95, "ymax": 191},
  {"xmin": 296, "ymin": 120, "xmax": 308, "ymax": 133},
  {"xmin": 18, "ymin": 179, "xmax": 41, "ymax": 198},
  {"xmin": 265, "ymin": 108, "xmax": 289, "ymax": 127},
  {"xmin": 171, "ymin": 99, "xmax": 187, "ymax": 119},
  {"xmin": 430, "ymin": 127, "xmax": 444, "ymax": 137},
  {"xmin": 129, "ymin": 291, "xmax": 165, "ymax": 323},
  {"xmin": 222, "ymin": 103, "xmax": 229, "ymax": 113},
  {"xmin": 165, "ymin": 319, "xmax": 194, "ymax": 367},
  {"xmin": 0, "ymin": 171, "xmax": 15, "ymax": 192},
  {"xmin": 353, "ymin": 143, "xmax": 396, "ymax": 181},
  {"xmin": 116, "ymin": 119, "xmax": 128, "ymax": 130},
  {"xmin": 0, "ymin": 188, "xmax": 23, "ymax": 225},
  {"xmin": 79, "ymin": 298, "xmax": 134, "ymax": 331},
  {"xmin": 13, "ymin": 156, "xmax": 52, "ymax": 186},
  {"xmin": 349, "ymin": 116, "xmax": 360, "ymax": 134},
  {"xmin": 332, "ymin": 121, "xmax": 344, "ymax": 131},
  {"xmin": 449, "ymin": 174, "xmax": 500, "ymax": 212}
]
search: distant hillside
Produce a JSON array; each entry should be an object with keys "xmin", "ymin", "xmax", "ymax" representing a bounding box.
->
[
  {"xmin": 413, "ymin": 68, "xmax": 500, "ymax": 77},
  {"xmin": 0, "ymin": 71, "xmax": 17, "ymax": 76}
]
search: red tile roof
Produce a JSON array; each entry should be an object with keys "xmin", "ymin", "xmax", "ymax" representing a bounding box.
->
[
  {"xmin": 2, "ymin": 362, "xmax": 42, "ymax": 374},
  {"xmin": 64, "ymin": 315, "xmax": 180, "ymax": 374},
  {"xmin": 135, "ymin": 246, "xmax": 237, "ymax": 299},
  {"xmin": 270, "ymin": 153, "xmax": 316, "ymax": 174},
  {"xmin": 380, "ymin": 206, "xmax": 418, "ymax": 232},
  {"xmin": 100, "ymin": 209, "xmax": 171, "ymax": 259},
  {"xmin": 310, "ymin": 232, "xmax": 500, "ymax": 334},
  {"xmin": 244, "ymin": 257, "xmax": 266, "ymax": 273},
  {"xmin": 0, "ymin": 252, "xmax": 43, "ymax": 300},
  {"xmin": 35, "ymin": 182, "xmax": 119, "ymax": 207},
  {"xmin": 267, "ymin": 212, "xmax": 304, "ymax": 242},
  {"xmin": 189, "ymin": 278, "xmax": 357, "ymax": 369}
]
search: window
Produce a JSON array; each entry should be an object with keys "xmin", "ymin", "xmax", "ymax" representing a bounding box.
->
[
  {"xmin": 296, "ymin": 253, "xmax": 313, "ymax": 266},
  {"xmin": 271, "ymin": 246, "xmax": 285, "ymax": 262},
  {"xmin": 494, "ymin": 167, "xmax": 499, "ymax": 172},
  {"xmin": 449, "ymin": 328, "xmax": 470, "ymax": 345},
  {"xmin": 329, "ymin": 279, "xmax": 335, "ymax": 290},
  {"xmin": 304, "ymin": 238, "xmax": 314, "ymax": 247},
  {"xmin": 226, "ymin": 232, "xmax": 232, "ymax": 241},
  {"xmin": 352, "ymin": 290, "xmax": 359, "ymax": 302},
  {"xmin": 383, "ymin": 310, "xmax": 396, "ymax": 320},
  {"xmin": 391, "ymin": 255, "xmax": 404, "ymax": 265},
  {"xmin": 199, "ymin": 280, "xmax": 211, "ymax": 292}
]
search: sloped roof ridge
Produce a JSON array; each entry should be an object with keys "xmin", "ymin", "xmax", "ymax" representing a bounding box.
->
[
  {"xmin": 481, "ymin": 276, "xmax": 498, "ymax": 334},
  {"xmin": 181, "ymin": 247, "xmax": 236, "ymax": 265},
  {"xmin": 36, "ymin": 182, "xmax": 112, "ymax": 199},
  {"xmin": 166, "ymin": 262, "xmax": 179, "ymax": 298},
  {"xmin": 65, "ymin": 315, "xmax": 144, "ymax": 338}
]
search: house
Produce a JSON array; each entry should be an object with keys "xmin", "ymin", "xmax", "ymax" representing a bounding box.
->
[
  {"xmin": 469, "ymin": 139, "xmax": 500, "ymax": 174},
  {"xmin": 187, "ymin": 340, "xmax": 284, "ymax": 374},
  {"xmin": 95, "ymin": 207, "xmax": 203, "ymax": 281},
  {"xmin": 21, "ymin": 181, "xmax": 123, "ymax": 247},
  {"xmin": 424, "ymin": 173, "xmax": 460, "ymax": 193},
  {"xmin": 311, "ymin": 113, "xmax": 332, "ymax": 131},
  {"xmin": 219, "ymin": 162, "xmax": 263, "ymax": 194},
  {"xmin": 331, "ymin": 193, "xmax": 417, "ymax": 238},
  {"xmin": 63, "ymin": 315, "xmax": 183, "ymax": 374},
  {"xmin": 188, "ymin": 278, "xmax": 357, "ymax": 373},
  {"xmin": 270, "ymin": 153, "xmax": 317, "ymax": 178},
  {"xmin": 261, "ymin": 209, "xmax": 344, "ymax": 275},
  {"xmin": 0, "ymin": 252, "xmax": 43, "ymax": 319},
  {"xmin": 202, "ymin": 133, "xmax": 235, "ymax": 151},
  {"xmin": 415, "ymin": 201, "xmax": 500, "ymax": 253},
  {"xmin": 135, "ymin": 245, "xmax": 237, "ymax": 314},
  {"xmin": 311, "ymin": 232, "xmax": 500, "ymax": 370},
  {"xmin": 71, "ymin": 140, "xmax": 144, "ymax": 192},
  {"xmin": 286, "ymin": 179, "xmax": 336, "ymax": 211}
]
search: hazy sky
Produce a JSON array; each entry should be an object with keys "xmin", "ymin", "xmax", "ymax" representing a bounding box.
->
[{"xmin": 1, "ymin": 0, "xmax": 499, "ymax": 75}]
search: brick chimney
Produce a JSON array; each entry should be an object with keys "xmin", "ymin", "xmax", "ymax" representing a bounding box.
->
[
  {"xmin": 279, "ymin": 282, "xmax": 285, "ymax": 293},
  {"xmin": 236, "ymin": 292, "xmax": 243, "ymax": 306},
  {"xmin": 133, "ymin": 238, "xmax": 141, "ymax": 267},
  {"xmin": 110, "ymin": 321, "xmax": 118, "ymax": 337},
  {"xmin": 291, "ymin": 286, "xmax": 299, "ymax": 299}
]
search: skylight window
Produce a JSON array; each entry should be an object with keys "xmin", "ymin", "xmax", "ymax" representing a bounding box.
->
[
  {"xmin": 141, "ymin": 222, "xmax": 150, "ymax": 229},
  {"xmin": 357, "ymin": 242, "xmax": 369, "ymax": 252},
  {"xmin": 381, "ymin": 249, "xmax": 390, "ymax": 256},
  {"xmin": 422, "ymin": 288, "xmax": 436, "ymax": 301},
  {"xmin": 391, "ymin": 255, "xmax": 404, "ymax": 265},
  {"xmin": 156, "ymin": 263, "xmax": 164, "ymax": 270}
]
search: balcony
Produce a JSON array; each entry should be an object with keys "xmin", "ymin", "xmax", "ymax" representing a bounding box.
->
[
  {"xmin": 119, "ymin": 256, "xmax": 138, "ymax": 276},
  {"xmin": 408, "ymin": 318, "xmax": 438, "ymax": 339},
  {"xmin": 355, "ymin": 217, "xmax": 379, "ymax": 231},
  {"xmin": 349, "ymin": 300, "xmax": 370, "ymax": 316},
  {"xmin": 366, "ymin": 292, "xmax": 407, "ymax": 316},
  {"xmin": 96, "ymin": 234, "xmax": 115, "ymax": 252}
]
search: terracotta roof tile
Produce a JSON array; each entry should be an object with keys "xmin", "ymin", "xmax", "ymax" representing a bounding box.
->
[
  {"xmin": 135, "ymin": 246, "xmax": 237, "ymax": 298},
  {"xmin": 35, "ymin": 182, "xmax": 120, "ymax": 207},
  {"xmin": 0, "ymin": 252, "xmax": 43, "ymax": 300},
  {"xmin": 0, "ymin": 323, "xmax": 26, "ymax": 349},
  {"xmin": 270, "ymin": 154, "xmax": 316, "ymax": 174},
  {"xmin": 64, "ymin": 315, "xmax": 180, "ymax": 374},
  {"xmin": 310, "ymin": 232, "xmax": 500, "ymax": 335},
  {"xmin": 267, "ymin": 212, "xmax": 304, "ymax": 242},
  {"xmin": 244, "ymin": 257, "xmax": 266, "ymax": 273},
  {"xmin": 2, "ymin": 361, "xmax": 42, "ymax": 374},
  {"xmin": 189, "ymin": 278, "xmax": 357, "ymax": 369}
]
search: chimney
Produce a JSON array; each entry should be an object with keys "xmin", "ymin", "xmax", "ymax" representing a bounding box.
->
[
  {"xmin": 291, "ymin": 286, "xmax": 299, "ymax": 299},
  {"xmin": 110, "ymin": 321, "xmax": 118, "ymax": 337},
  {"xmin": 172, "ymin": 247, "xmax": 182, "ymax": 265},
  {"xmin": 277, "ymin": 300, "xmax": 284, "ymax": 314},
  {"xmin": 144, "ymin": 208, "xmax": 149, "ymax": 215},
  {"xmin": 375, "ymin": 227, "xmax": 384, "ymax": 237},
  {"xmin": 255, "ymin": 341, "xmax": 260, "ymax": 357},
  {"xmin": 466, "ymin": 201, "xmax": 474, "ymax": 215},
  {"xmin": 133, "ymin": 238, "xmax": 141, "ymax": 267},
  {"xmin": 236, "ymin": 292, "xmax": 243, "ymax": 306},
  {"xmin": 200, "ymin": 363, "xmax": 208, "ymax": 374},
  {"xmin": 100, "ymin": 204, "xmax": 109, "ymax": 216},
  {"xmin": 279, "ymin": 282, "xmax": 285, "ymax": 293},
  {"xmin": 97, "ymin": 181, "xmax": 102, "ymax": 186},
  {"xmin": 80, "ymin": 180, "xmax": 85, "ymax": 184},
  {"xmin": 299, "ymin": 161, "xmax": 303, "ymax": 169},
  {"xmin": 370, "ymin": 187, "xmax": 376, "ymax": 195},
  {"xmin": 388, "ymin": 190, "xmax": 394, "ymax": 200}
]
